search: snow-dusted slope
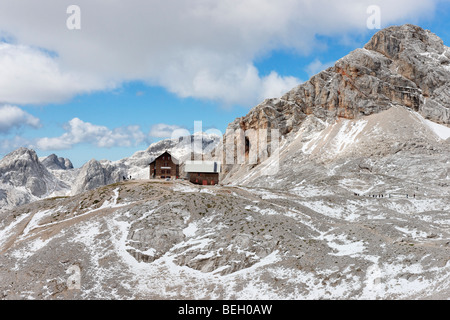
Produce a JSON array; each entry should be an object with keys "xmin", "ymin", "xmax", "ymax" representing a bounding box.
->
[
  {"xmin": 223, "ymin": 105, "xmax": 450, "ymax": 193},
  {"xmin": 418, "ymin": 115, "xmax": 450, "ymax": 140},
  {"xmin": 0, "ymin": 180, "xmax": 448, "ymax": 299},
  {"xmin": 299, "ymin": 105, "xmax": 448, "ymax": 161}
]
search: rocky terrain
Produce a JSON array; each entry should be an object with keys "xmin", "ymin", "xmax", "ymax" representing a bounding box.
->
[
  {"xmin": 0, "ymin": 178, "xmax": 448, "ymax": 299},
  {"xmin": 0, "ymin": 24, "xmax": 449, "ymax": 300}
]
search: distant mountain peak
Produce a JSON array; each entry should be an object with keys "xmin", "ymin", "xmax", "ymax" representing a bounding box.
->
[
  {"xmin": 41, "ymin": 154, "xmax": 74, "ymax": 171},
  {"xmin": 2, "ymin": 147, "xmax": 39, "ymax": 162}
]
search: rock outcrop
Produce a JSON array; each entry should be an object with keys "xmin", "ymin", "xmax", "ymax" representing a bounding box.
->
[{"xmin": 221, "ymin": 24, "xmax": 450, "ymax": 177}]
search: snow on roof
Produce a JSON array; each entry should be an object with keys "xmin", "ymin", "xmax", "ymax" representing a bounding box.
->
[
  {"xmin": 149, "ymin": 150, "xmax": 179, "ymax": 165},
  {"xmin": 184, "ymin": 161, "xmax": 221, "ymax": 173}
]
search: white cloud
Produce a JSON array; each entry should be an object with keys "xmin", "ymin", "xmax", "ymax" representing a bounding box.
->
[
  {"xmin": 305, "ymin": 59, "xmax": 336, "ymax": 78},
  {"xmin": 0, "ymin": 0, "xmax": 440, "ymax": 106},
  {"xmin": 0, "ymin": 135, "xmax": 34, "ymax": 153},
  {"xmin": 0, "ymin": 105, "xmax": 41, "ymax": 133},
  {"xmin": 35, "ymin": 118, "xmax": 146, "ymax": 150},
  {"xmin": 0, "ymin": 43, "xmax": 111, "ymax": 105},
  {"xmin": 260, "ymin": 72, "xmax": 301, "ymax": 101},
  {"xmin": 149, "ymin": 124, "xmax": 184, "ymax": 138},
  {"xmin": 35, "ymin": 137, "xmax": 72, "ymax": 151},
  {"xmin": 163, "ymin": 61, "xmax": 301, "ymax": 106}
]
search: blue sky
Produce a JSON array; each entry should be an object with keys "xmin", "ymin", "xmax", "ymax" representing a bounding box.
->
[{"xmin": 1, "ymin": 0, "xmax": 450, "ymax": 167}]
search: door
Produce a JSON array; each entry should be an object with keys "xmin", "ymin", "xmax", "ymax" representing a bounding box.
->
[{"xmin": 202, "ymin": 180, "xmax": 208, "ymax": 186}]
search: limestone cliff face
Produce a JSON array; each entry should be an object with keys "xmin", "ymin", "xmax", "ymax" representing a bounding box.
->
[
  {"xmin": 222, "ymin": 24, "xmax": 450, "ymax": 176},
  {"xmin": 229, "ymin": 25, "xmax": 450, "ymax": 133},
  {"xmin": 364, "ymin": 24, "xmax": 450, "ymax": 124}
]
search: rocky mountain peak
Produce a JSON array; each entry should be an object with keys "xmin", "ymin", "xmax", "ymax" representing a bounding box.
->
[
  {"xmin": 0, "ymin": 148, "xmax": 53, "ymax": 199},
  {"xmin": 0, "ymin": 148, "xmax": 43, "ymax": 179},
  {"xmin": 1, "ymin": 147, "xmax": 40, "ymax": 164},
  {"xmin": 364, "ymin": 24, "xmax": 445, "ymax": 60},
  {"xmin": 71, "ymin": 159, "xmax": 126, "ymax": 195},
  {"xmin": 41, "ymin": 154, "xmax": 74, "ymax": 171},
  {"xmin": 227, "ymin": 24, "xmax": 450, "ymax": 140},
  {"xmin": 221, "ymin": 24, "xmax": 450, "ymax": 179}
]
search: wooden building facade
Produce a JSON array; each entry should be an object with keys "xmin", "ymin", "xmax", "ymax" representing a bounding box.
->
[
  {"xmin": 185, "ymin": 161, "xmax": 220, "ymax": 185},
  {"xmin": 149, "ymin": 151, "xmax": 180, "ymax": 180},
  {"xmin": 189, "ymin": 172, "xmax": 219, "ymax": 185}
]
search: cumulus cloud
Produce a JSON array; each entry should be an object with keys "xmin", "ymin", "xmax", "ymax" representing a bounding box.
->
[
  {"xmin": 0, "ymin": 43, "xmax": 110, "ymax": 105},
  {"xmin": 260, "ymin": 72, "xmax": 301, "ymax": 101},
  {"xmin": 0, "ymin": 135, "xmax": 34, "ymax": 154},
  {"xmin": 35, "ymin": 118, "xmax": 146, "ymax": 150},
  {"xmin": 149, "ymin": 124, "xmax": 185, "ymax": 138},
  {"xmin": 0, "ymin": 0, "xmax": 440, "ymax": 106},
  {"xmin": 305, "ymin": 59, "xmax": 336, "ymax": 78},
  {"xmin": 0, "ymin": 105, "xmax": 41, "ymax": 133},
  {"xmin": 162, "ymin": 61, "xmax": 301, "ymax": 106}
]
